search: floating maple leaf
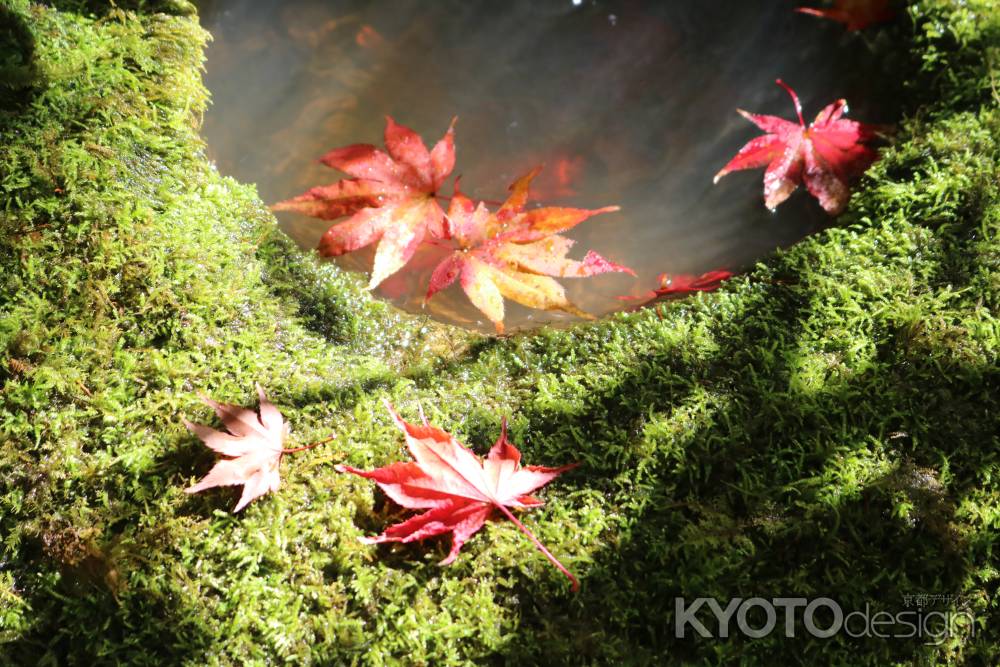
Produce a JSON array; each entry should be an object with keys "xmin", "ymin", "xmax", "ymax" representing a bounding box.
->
[
  {"xmin": 337, "ymin": 404, "xmax": 580, "ymax": 590},
  {"xmin": 426, "ymin": 168, "xmax": 633, "ymax": 333},
  {"xmin": 184, "ymin": 385, "xmax": 322, "ymax": 512},
  {"xmin": 795, "ymin": 0, "xmax": 895, "ymax": 31},
  {"xmin": 714, "ymin": 79, "xmax": 881, "ymax": 215},
  {"xmin": 273, "ymin": 117, "xmax": 456, "ymax": 289}
]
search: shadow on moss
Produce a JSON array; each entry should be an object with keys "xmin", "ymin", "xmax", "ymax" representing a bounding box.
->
[
  {"xmin": 0, "ymin": 4, "xmax": 43, "ymax": 114},
  {"xmin": 491, "ymin": 266, "xmax": 996, "ymax": 663}
]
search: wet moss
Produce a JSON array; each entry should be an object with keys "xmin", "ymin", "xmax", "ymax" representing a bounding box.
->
[{"xmin": 0, "ymin": 0, "xmax": 998, "ymax": 664}]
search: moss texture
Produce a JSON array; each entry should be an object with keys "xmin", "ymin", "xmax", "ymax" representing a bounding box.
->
[{"xmin": 1, "ymin": 0, "xmax": 998, "ymax": 664}]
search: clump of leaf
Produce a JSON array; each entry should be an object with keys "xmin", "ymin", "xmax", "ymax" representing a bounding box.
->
[{"xmin": 273, "ymin": 120, "xmax": 631, "ymax": 331}]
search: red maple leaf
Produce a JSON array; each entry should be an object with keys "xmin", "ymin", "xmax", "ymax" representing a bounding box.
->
[
  {"xmin": 795, "ymin": 0, "xmax": 896, "ymax": 31},
  {"xmin": 336, "ymin": 404, "xmax": 580, "ymax": 590},
  {"xmin": 653, "ymin": 270, "xmax": 734, "ymax": 296},
  {"xmin": 273, "ymin": 117, "xmax": 456, "ymax": 288},
  {"xmin": 184, "ymin": 385, "xmax": 324, "ymax": 512},
  {"xmin": 714, "ymin": 79, "xmax": 881, "ymax": 215},
  {"xmin": 425, "ymin": 167, "xmax": 633, "ymax": 333},
  {"xmin": 619, "ymin": 270, "xmax": 733, "ymax": 302}
]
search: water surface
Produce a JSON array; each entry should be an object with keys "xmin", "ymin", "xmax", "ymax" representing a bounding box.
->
[{"xmin": 199, "ymin": 0, "xmax": 894, "ymax": 331}]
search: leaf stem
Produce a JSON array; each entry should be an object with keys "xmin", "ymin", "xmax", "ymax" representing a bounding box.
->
[
  {"xmin": 281, "ymin": 435, "xmax": 334, "ymax": 455},
  {"xmin": 493, "ymin": 502, "xmax": 579, "ymax": 592},
  {"xmin": 775, "ymin": 78, "xmax": 805, "ymax": 127}
]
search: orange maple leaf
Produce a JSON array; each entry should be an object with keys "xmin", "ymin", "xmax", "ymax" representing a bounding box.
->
[{"xmin": 426, "ymin": 167, "xmax": 633, "ymax": 333}]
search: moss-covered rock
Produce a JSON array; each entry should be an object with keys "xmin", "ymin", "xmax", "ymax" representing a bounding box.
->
[{"xmin": 1, "ymin": 0, "xmax": 997, "ymax": 663}]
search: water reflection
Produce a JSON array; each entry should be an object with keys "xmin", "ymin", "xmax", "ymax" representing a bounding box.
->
[{"xmin": 198, "ymin": 0, "xmax": 895, "ymax": 332}]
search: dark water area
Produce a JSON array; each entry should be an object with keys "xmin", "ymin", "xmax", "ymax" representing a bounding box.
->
[{"xmin": 198, "ymin": 0, "xmax": 897, "ymax": 332}]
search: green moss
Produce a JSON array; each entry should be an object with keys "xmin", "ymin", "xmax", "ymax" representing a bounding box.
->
[{"xmin": 1, "ymin": 0, "xmax": 998, "ymax": 664}]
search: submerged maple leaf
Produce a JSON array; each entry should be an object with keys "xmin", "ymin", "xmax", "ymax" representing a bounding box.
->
[
  {"xmin": 426, "ymin": 167, "xmax": 633, "ymax": 333},
  {"xmin": 714, "ymin": 79, "xmax": 881, "ymax": 216},
  {"xmin": 273, "ymin": 117, "xmax": 456, "ymax": 289},
  {"xmin": 184, "ymin": 385, "xmax": 322, "ymax": 512},
  {"xmin": 653, "ymin": 270, "xmax": 734, "ymax": 296},
  {"xmin": 621, "ymin": 269, "xmax": 734, "ymax": 302},
  {"xmin": 795, "ymin": 0, "xmax": 896, "ymax": 31},
  {"xmin": 337, "ymin": 404, "xmax": 580, "ymax": 590}
]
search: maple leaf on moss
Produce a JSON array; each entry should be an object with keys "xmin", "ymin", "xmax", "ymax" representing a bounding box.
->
[
  {"xmin": 795, "ymin": 0, "xmax": 896, "ymax": 31},
  {"xmin": 273, "ymin": 116, "xmax": 456, "ymax": 289},
  {"xmin": 184, "ymin": 385, "xmax": 323, "ymax": 512},
  {"xmin": 425, "ymin": 167, "xmax": 633, "ymax": 333},
  {"xmin": 337, "ymin": 404, "xmax": 579, "ymax": 590},
  {"xmin": 714, "ymin": 79, "xmax": 881, "ymax": 215}
]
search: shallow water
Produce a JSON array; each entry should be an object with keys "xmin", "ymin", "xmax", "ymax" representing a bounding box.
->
[{"xmin": 199, "ymin": 0, "xmax": 894, "ymax": 332}]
